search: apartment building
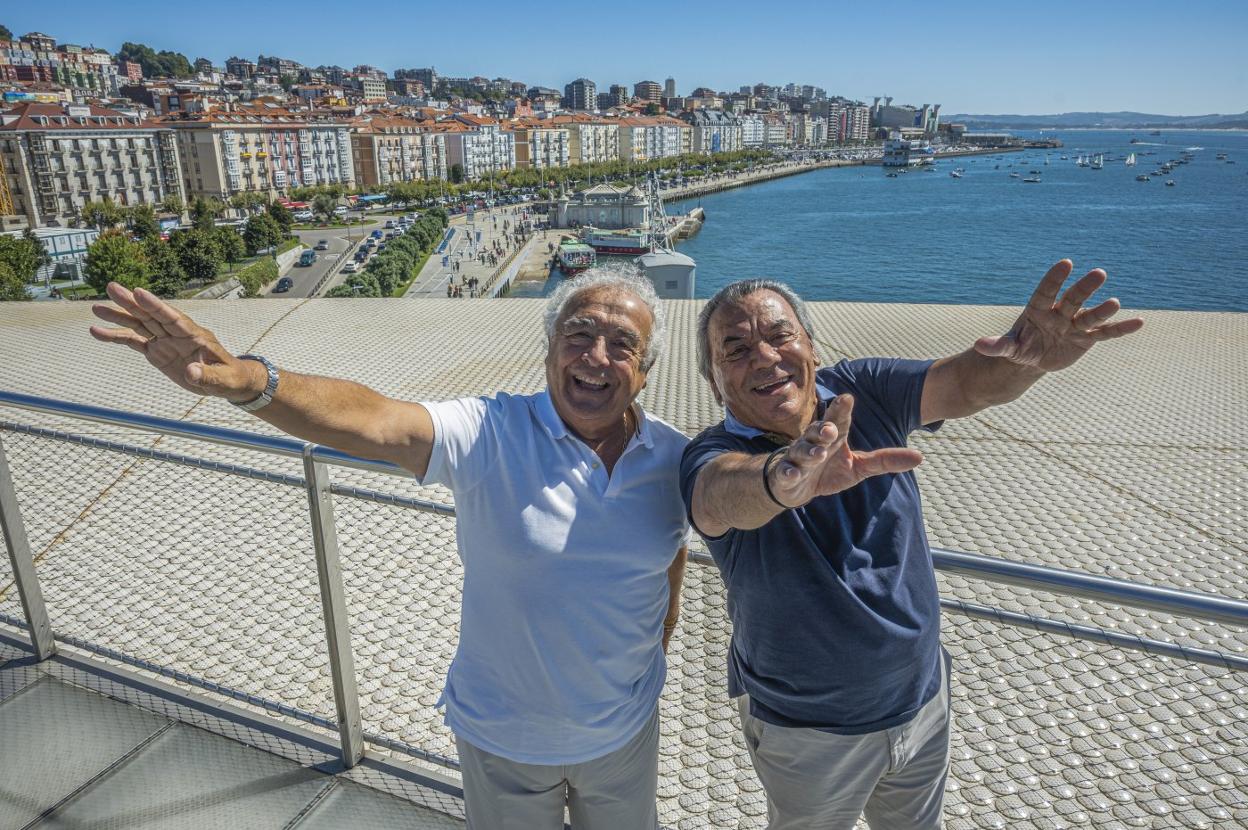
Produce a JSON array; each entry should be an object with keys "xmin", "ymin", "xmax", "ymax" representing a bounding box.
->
[
  {"xmin": 682, "ymin": 110, "xmax": 742, "ymax": 154},
  {"xmin": 562, "ymin": 78, "xmax": 596, "ymax": 111},
  {"xmin": 508, "ymin": 119, "xmax": 570, "ymax": 170},
  {"xmin": 436, "ymin": 116, "xmax": 515, "ymax": 180},
  {"xmin": 617, "ymin": 116, "xmax": 690, "ymax": 162},
  {"xmin": 0, "ymin": 102, "xmax": 184, "ymax": 231},
  {"xmin": 166, "ymin": 107, "xmax": 354, "ymax": 199},
  {"xmin": 632, "ymin": 80, "xmax": 662, "ymax": 103},
  {"xmin": 351, "ymin": 115, "xmax": 447, "ymax": 186},
  {"xmin": 549, "ymin": 114, "xmax": 620, "ymax": 165}
]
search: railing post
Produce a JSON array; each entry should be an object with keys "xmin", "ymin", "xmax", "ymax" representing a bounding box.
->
[
  {"xmin": 0, "ymin": 433, "xmax": 56, "ymax": 660},
  {"xmin": 302, "ymin": 445, "xmax": 364, "ymax": 768}
]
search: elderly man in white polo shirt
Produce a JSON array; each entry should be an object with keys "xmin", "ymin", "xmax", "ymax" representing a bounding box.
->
[{"xmin": 90, "ymin": 270, "xmax": 690, "ymax": 829}]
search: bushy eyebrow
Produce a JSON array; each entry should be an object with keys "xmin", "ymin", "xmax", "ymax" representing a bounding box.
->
[
  {"xmin": 720, "ymin": 318, "xmax": 796, "ymax": 347},
  {"xmin": 562, "ymin": 316, "xmax": 642, "ymax": 348}
]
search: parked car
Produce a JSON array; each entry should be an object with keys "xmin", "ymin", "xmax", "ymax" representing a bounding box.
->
[
  {"xmin": 384, "ymin": 220, "xmax": 396, "ymax": 229},
  {"xmin": 370, "ymin": 230, "xmax": 383, "ymax": 239},
  {"xmin": 274, "ymin": 276, "xmax": 294, "ymax": 293},
  {"xmin": 342, "ymin": 261, "xmax": 359, "ymax": 273},
  {"xmin": 314, "ymin": 239, "xmax": 329, "ymax": 251},
  {"xmin": 294, "ymin": 211, "xmax": 314, "ymax": 221},
  {"xmin": 354, "ymin": 250, "xmax": 368, "ymax": 262}
]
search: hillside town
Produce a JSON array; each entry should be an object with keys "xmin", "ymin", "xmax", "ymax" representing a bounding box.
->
[{"xmin": 0, "ymin": 26, "xmax": 989, "ymax": 300}]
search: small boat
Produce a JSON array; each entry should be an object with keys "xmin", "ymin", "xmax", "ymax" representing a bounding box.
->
[
  {"xmin": 557, "ymin": 240, "xmax": 597, "ymax": 275},
  {"xmin": 949, "ymin": 170, "xmax": 963, "ymax": 178},
  {"xmin": 1125, "ymin": 153, "xmax": 1136, "ymax": 167},
  {"xmin": 1136, "ymin": 175, "xmax": 1151, "ymax": 182},
  {"xmin": 1009, "ymin": 172, "xmax": 1021, "ymax": 178},
  {"xmin": 1090, "ymin": 154, "xmax": 1104, "ymax": 170},
  {"xmin": 1029, "ymin": 170, "xmax": 1042, "ymax": 175},
  {"xmin": 1023, "ymin": 177, "xmax": 1041, "ymax": 183},
  {"xmin": 1165, "ymin": 180, "xmax": 1176, "ymax": 186},
  {"xmin": 886, "ymin": 172, "xmax": 899, "ymax": 178}
]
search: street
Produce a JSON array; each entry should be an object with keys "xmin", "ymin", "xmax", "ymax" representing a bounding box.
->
[{"xmin": 264, "ymin": 220, "xmax": 379, "ymax": 298}]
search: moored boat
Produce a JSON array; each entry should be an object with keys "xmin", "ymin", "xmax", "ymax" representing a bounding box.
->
[
  {"xmin": 557, "ymin": 240, "xmax": 597, "ymax": 275},
  {"xmin": 580, "ymin": 227, "xmax": 650, "ymax": 256}
]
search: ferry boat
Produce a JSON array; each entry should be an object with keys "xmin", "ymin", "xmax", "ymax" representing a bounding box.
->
[
  {"xmin": 580, "ymin": 227, "xmax": 650, "ymax": 256},
  {"xmin": 557, "ymin": 240, "xmax": 596, "ymax": 275}
]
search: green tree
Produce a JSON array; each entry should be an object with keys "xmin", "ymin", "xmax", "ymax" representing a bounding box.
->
[
  {"xmin": 189, "ymin": 196, "xmax": 223, "ymax": 231},
  {"xmin": 213, "ymin": 227, "xmax": 246, "ymax": 271},
  {"xmin": 0, "ymin": 262, "xmax": 31, "ymax": 301},
  {"xmin": 81, "ymin": 198, "xmax": 125, "ymax": 230},
  {"xmin": 279, "ymin": 74, "xmax": 297, "ymax": 92},
  {"xmin": 266, "ymin": 202, "xmax": 293, "ymax": 235},
  {"xmin": 116, "ymin": 42, "xmax": 193, "ymax": 78},
  {"xmin": 312, "ymin": 193, "xmax": 337, "ymax": 223},
  {"xmin": 0, "ymin": 234, "xmax": 43, "ymax": 282},
  {"xmin": 84, "ymin": 229, "xmax": 150, "ymax": 293},
  {"xmin": 168, "ymin": 228, "xmax": 223, "ymax": 282},
  {"xmin": 143, "ymin": 238, "xmax": 187, "ymax": 297},
  {"xmin": 0, "ymin": 25, "xmax": 13, "ymax": 41},
  {"xmin": 243, "ymin": 213, "xmax": 283, "ymax": 256},
  {"xmin": 161, "ymin": 193, "xmax": 185, "ymax": 217},
  {"xmin": 128, "ymin": 204, "xmax": 161, "ymax": 240}
]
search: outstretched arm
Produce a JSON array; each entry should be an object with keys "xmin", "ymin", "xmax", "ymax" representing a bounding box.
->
[
  {"xmin": 921, "ymin": 259, "xmax": 1144, "ymax": 424},
  {"xmin": 690, "ymin": 395, "xmax": 924, "ymax": 538},
  {"xmin": 90, "ymin": 282, "xmax": 436, "ymax": 477}
]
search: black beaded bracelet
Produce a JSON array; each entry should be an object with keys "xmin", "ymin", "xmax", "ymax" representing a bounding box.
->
[{"xmin": 761, "ymin": 446, "xmax": 791, "ymax": 510}]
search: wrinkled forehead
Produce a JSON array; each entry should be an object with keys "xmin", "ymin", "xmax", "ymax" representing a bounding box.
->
[
  {"xmin": 560, "ymin": 287, "xmax": 653, "ymax": 335},
  {"xmin": 711, "ymin": 289, "xmax": 801, "ymax": 336}
]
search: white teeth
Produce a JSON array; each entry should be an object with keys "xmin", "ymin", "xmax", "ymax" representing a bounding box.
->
[{"xmin": 574, "ymin": 376, "xmax": 608, "ymax": 390}]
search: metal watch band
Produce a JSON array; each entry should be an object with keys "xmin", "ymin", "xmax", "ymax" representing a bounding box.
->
[{"xmin": 232, "ymin": 355, "xmax": 279, "ymax": 412}]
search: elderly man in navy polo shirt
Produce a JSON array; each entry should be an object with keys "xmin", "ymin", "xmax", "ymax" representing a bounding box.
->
[
  {"xmin": 91, "ymin": 271, "xmax": 690, "ymax": 830},
  {"xmin": 680, "ymin": 260, "xmax": 1142, "ymax": 829}
]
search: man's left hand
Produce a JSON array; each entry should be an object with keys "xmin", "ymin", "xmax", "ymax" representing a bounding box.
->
[{"xmin": 974, "ymin": 259, "xmax": 1144, "ymax": 372}]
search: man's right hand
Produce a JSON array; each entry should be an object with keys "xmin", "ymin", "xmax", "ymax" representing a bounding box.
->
[
  {"xmin": 768, "ymin": 394, "xmax": 925, "ymax": 508},
  {"xmin": 89, "ymin": 282, "xmax": 263, "ymax": 402}
]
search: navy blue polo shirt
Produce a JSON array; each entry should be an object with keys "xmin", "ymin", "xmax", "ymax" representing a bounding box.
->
[{"xmin": 680, "ymin": 358, "xmax": 943, "ymax": 734}]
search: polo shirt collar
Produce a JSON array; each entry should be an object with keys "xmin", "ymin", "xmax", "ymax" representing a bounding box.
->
[
  {"xmin": 723, "ymin": 378, "xmax": 836, "ymax": 440},
  {"xmin": 534, "ymin": 388, "xmax": 654, "ymax": 449}
]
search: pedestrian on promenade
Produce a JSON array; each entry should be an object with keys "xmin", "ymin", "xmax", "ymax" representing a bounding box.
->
[
  {"xmin": 89, "ymin": 271, "xmax": 689, "ymax": 830},
  {"xmin": 680, "ymin": 261, "xmax": 1143, "ymax": 830}
]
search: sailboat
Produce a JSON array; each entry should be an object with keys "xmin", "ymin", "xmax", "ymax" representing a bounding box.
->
[
  {"xmin": 1090, "ymin": 154, "xmax": 1104, "ymax": 170},
  {"xmin": 1125, "ymin": 153, "xmax": 1137, "ymax": 167},
  {"xmin": 1076, "ymin": 155, "xmax": 1088, "ymax": 167}
]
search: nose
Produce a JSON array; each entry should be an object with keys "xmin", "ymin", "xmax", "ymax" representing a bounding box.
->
[
  {"xmin": 752, "ymin": 340, "xmax": 782, "ymax": 367},
  {"xmin": 583, "ymin": 336, "xmax": 610, "ymax": 367}
]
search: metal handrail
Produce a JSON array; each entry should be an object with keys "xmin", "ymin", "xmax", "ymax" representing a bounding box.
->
[{"xmin": 2, "ymin": 389, "xmax": 1247, "ymax": 773}]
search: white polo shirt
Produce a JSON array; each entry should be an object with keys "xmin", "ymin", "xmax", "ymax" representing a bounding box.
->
[{"xmin": 419, "ymin": 389, "xmax": 690, "ymax": 765}]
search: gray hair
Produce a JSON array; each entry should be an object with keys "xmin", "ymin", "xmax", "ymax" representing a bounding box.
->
[
  {"xmin": 543, "ymin": 266, "xmax": 668, "ymax": 371},
  {"xmin": 696, "ymin": 279, "xmax": 818, "ymax": 382}
]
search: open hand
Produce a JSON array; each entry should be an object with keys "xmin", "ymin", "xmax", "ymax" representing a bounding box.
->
[
  {"xmin": 974, "ymin": 260, "xmax": 1144, "ymax": 372},
  {"xmin": 89, "ymin": 282, "xmax": 261, "ymax": 401},
  {"xmin": 768, "ymin": 395, "xmax": 924, "ymax": 508}
]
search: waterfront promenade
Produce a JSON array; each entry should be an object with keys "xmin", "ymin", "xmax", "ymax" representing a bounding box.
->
[{"xmin": 1, "ymin": 297, "xmax": 1243, "ymax": 829}]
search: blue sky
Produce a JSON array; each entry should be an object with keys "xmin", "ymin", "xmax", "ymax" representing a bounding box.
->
[{"xmin": 6, "ymin": 0, "xmax": 1245, "ymax": 115}]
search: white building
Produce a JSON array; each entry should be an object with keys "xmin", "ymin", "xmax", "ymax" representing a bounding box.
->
[
  {"xmin": 739, "ymin": 115, "xmax": 766, "ymax": 148},
  {"xmin": 440, "ymin": 117, "xmax": 516, "ymax": 180},
  {"xmin": 0, "ymin": 102, "xmax": 185, "ymax": 231}
]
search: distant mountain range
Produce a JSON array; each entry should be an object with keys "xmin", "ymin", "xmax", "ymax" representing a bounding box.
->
[{"xmin": 947, "ymin": 111, "xmax": 1248, "ymax": 130}]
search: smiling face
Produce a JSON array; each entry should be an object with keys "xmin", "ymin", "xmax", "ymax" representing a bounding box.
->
[
  {"xmin": 545, "ymin": 286, "xmax": 653, "ymax": 442},
  {"xmin": 707, "ymin": 289, "xmax": 819, "ymax": 440}
]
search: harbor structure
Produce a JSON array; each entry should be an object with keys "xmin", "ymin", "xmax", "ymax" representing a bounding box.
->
[
  {"xmin": 0, "ymin": 101, "xmax": 185, "ymax": 232},
  {"xmin": 552, "ymin": 182, "xmax": 649, "ymax": 230}
]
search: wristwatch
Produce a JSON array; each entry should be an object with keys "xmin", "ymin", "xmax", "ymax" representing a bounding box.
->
[{"xmin": 232, "ymin": 354, "xmax": 279, "ymax": 412}]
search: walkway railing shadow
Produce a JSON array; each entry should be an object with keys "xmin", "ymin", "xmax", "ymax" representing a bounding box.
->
[{"xmin": 2, "ymin": 390, "xmax": 1245, "ymax": 824}]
